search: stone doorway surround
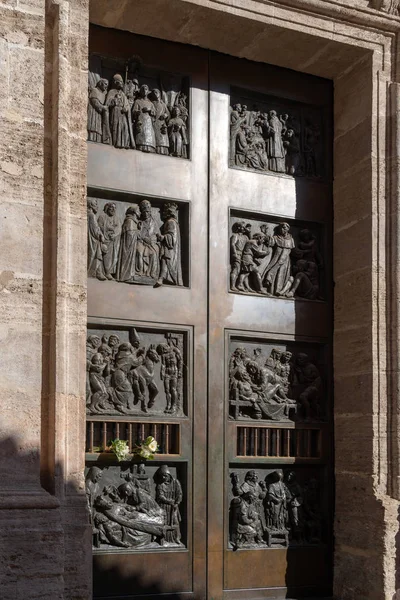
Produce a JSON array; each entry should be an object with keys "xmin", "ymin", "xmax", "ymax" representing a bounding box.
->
[{"xmin": 2, "ymin": 0, "xmax": 400, "ymax": 599}]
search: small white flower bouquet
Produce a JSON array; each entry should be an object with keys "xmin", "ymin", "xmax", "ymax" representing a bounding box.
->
[
  {"xmin": 109, "ymin": 438, "xmax": 130, "ymax": 462},
  {"xmin": 132, "ymin": 436, "xmax": 159, "ymax": 460},
  {"xmin": 109, "ymin": 436, "xmax": 159, "ymax": 462}
]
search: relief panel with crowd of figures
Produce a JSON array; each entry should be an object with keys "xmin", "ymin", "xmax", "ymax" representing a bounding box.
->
[
  {"xmin": 228, "ymin": 337, "xmax": 328, "ymax": 423},
  {"xmin": 229, "ymin": 210, "xmax": 325, "ymax": 301},
  {"xmin": 88, "ymin": 53, "xmax": 190, "ymax": 158},
  {"xmin": 228, "ymin": 466, "xmax": 326, "ymax": 550},
  {"xmin": 86, "ymin": 462, "xmax": 186, "ymax": 552},
  {"xmin": 88, "ymin": 193, "xmax": 188, "ymax": 288},
  {"xmin": 229, "ymin": 87, "xmax": 325, "ymax": 179},
  {"xmin": 86, "ymin": 324, "xmax": 189, "ymax": 418}
]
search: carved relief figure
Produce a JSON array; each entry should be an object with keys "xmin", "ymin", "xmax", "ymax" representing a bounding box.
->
[
  {"xmin": 86, "ymin": 329, "xmax": 186, "ymax": 417},
  {"xmin": 155, "ymin": 465, "xmax": 183, "ymax": 546},
  {"xmin": 132, "ymin": 84, "xmax": 156, "ymax": 152},
  {"xmin": 264, "ymin": 110, "xmax": 286, "ymax": 173},
  {"xmin": 230, "ymin": 221, "xmax": 248, "ymax": 290},
  {"xmin": 152, "ymin": 88, "xmax": 170, "ymax": 155},
  {"xmin": 156, "ymin": 202, "xmax": 183, "ymax": 287},
  {"xmin": 168, "ymin": 107, "xmax": 188, "ymax": 158},
  {"xmin": 87, "ymin": 78, "xmax": 111, "ymax": 144},
  {"xmin": 157, "ymin": 340, "xmax": 183, "ymax": 414},
  {"xmin": 137, "ymin": 199, "xmax": 160, "ymax": 281},
  {"xmin": 106, "ymin": 74, "xmax": 135, "ymax": 149},
  {"xmin": 263, "ymin": 222, "xmax": 295, "ymax": 296},
  {"xmin": 229, "ymin": 344, "xmax": 322, "ymax": 422},
  {"xmin": 116, "ymin": 205, "xmax": 141, "ymax": 283},
  {"xmin": 265, "ymin": 470, "xmax": 287, "ymax": 531},
  {"xmin": 98, "ymin": 202, "xmax": 121, "ymax": 280},
  {"xmin": 87, "ymin": 198, "xmax": 105, "ymax": 280}
]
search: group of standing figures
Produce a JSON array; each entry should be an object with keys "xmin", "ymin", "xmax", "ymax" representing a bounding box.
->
[
  {"xmin": 86, "ymin": 329, "xmax": 184, "ymax": 416},
  {"xmin": 88, "ymin": 72, "xmax": 189, "ymax": 158},
  {"xmin": 230, "ymin": 102, "xmax": 321, "ymax": 177},
  {"xmin": 86, "ymin": 464, "xmax": 183, "ymax": 550},
  {"xmin": 229, "ymin": 470, "xmax": 322, "ymax": 549},
  {"xmin": 230, "ymin": 220, "xmax": 323, "ymax": 300},
  {"xmin": 229, "ymin": 345, "xmax": 322, "ymax": 421},
  {"xmin": 88, "ymin": 198, "xmax": 183, "ymax": 287}
]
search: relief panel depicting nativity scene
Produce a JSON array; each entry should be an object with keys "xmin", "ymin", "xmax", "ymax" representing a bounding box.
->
[
  {"xmin": 229, "ymin": 211, "xmax": 325, "ymax": 300},
  {"xmin": 88, "ymin": 54, "xmax": 190, "ymax": 158},
  {"xmin": 86, "ymin": 463, "xmax": 185, "ymax": 551},
  {"xmin": 228, "ymin": 338, "xmax": 328, "ymax": 423},
  {"xmin": 88, "ymin": 195, "xmax": 187, "ymax": 288},
  {"xmin": 229, "ymin": 87, "xmax": 326, "ymax": 179},
  {"xmin": 86, "ymin": 325, "xmax": 188, "ymax": 418}
]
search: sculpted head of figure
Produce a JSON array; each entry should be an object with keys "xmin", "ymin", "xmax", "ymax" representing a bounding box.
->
[
  {"xmin": 233, "ymin": 103, "xmax": 241, "ymax": 112},
  {"xmin": 139, "ymin": 199, "xmax": 152, "ymax": 219},
  {"xmin": 108, "ymin": 334, "xmax": 120, "ymax": 348},
  {"xmin": 158, "ymin": 464, "xmax": 172, "ymax": 483},
  {"xmin": 163, "ymin": 202, "xmax": 178, "ymax": 220},
  {"xmin": 245, "ymin": 470, "xmax": 258, "ymax": 483},
  {"xmin": 269, "ymin": 109, "xmax": 277, "ymax": 119},
  {"xmin": 172, "ymin": 106, "xmax": 181, "ymax": 118},
  {"xmin": 87, "ymin": 466, "xmax": 102, "ymax": 484},
  {"xmin": 97, "ymin": 78, "xmax": 108, "ymax": 92},
  {"xmin": 88, "ymin": 198, "xmax": 98, "ymax": 213},
  {"xmin": 278, "ymin": 222, "xmax": 290, "ymax": 236},
  {"xmin": 271, "ymin": 348, "xmax": 282, "ymax": 362},
  {"xmin": 112, "ymin": 74, "xmax": 124, "ymax": 90},
  {"xmin": 139, "ymin": 84, "xmax": 149, "ymax": 98},
  {"xmin": 152, "ymin": 88, "xmax": 161, "ymax": 100},
  {"xmin": 104, "ymin": 202, "xmax": 116, "ymax": 217},
  {"xmin": 285, "ymin": 470, "xmax": 296, "ymax": 484},
  {"xmin": 281, "ymin": 351, "xmax": 292, "ymax": 364},
  {"xmin": 87, "ymin": 335, "xmax": 101, "ymax": 349},
  {"xmin": 296, "ymin": 352, "xmax": 309, "ymax": 367},
  {"xmin": 126, "ymin": 205, "xmax": 140, "ymax": 221},
  {"xmin": 295, "ymin": 259, "xmax": 307, "ymax": 273}
]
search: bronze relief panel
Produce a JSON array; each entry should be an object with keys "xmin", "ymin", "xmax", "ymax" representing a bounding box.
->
[
  {"xmin": 229, "ymin": 209, "xmax": 326, "ymax": 301},
  {"xmin": 86, "ymin": 462, "xmax": 187, "ymax": 552},
  {"xmin": 88, "ymin": 192, "xmax": 189, "ymax": 288},
  {"xmin": 229, "ymin": 86, "xmax": 325, "ymax": 179},
  {"xmin": 88, "ymin": 53, "xmax": 190, "ymax": 159},
  {"xmin": 228, "ymin": 336, "xmax": 328, "ymax": 423},
  {"xmin": 227, "ymin": 466, "xmax": 326, "ymax": 550},
  {"xmin": 87, "ymin": 324, "xmax": 189, "ymax": 418}
]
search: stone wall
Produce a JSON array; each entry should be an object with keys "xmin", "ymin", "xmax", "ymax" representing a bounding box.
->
[{"xmin": 2, "ymin": 0, "xmax": 400, "ymax": 599}]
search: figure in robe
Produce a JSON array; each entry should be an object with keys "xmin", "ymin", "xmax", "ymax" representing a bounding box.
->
[
  {"xmin": 136, "ymin": 199, "xmax": 160, "ymax": 280},
  {"xmin": 235, "ymin": 124, "xmax": 249, "ymax": 166},
  {"xmin": 263, "ymin": 110, "xmax": 286, "ymax": 173},
  {"xmin": 98, "ymin": 202, "xmax": 121, "ymax": 280},
  {"xmin": 87, "ymin": 198, "xmax": 105, "ymax": 280},
  {"xmin": 155, "ymin": 202, "xmax": 182, "ymax": 287},
  {"xmin": 152, "ymin": 88, "xmax": 170, "ymax": 155},
  {"xmin": 116, "ymin": 205, "xmax": 141, "ymax": 283},
  {"xmin": 87, "ymin": 78, "xmax": 111, "ymax": 144},
  {"xmin": 230, "ymin": 103, "xmax": 246, "ymax": 162},
  {"xmin": 106, "ymin": 73, "xmax": 135, "ymax": 149},
  {"xmin": 263, "ymin": 222, "xmax": 295, "ymax": 296},
  {"xmin": 168, "ymin": 107, "xmax": 188, "ymax": 158},
  {"xmin": 265, "ymin": 470, "xmax": 288, "ymax": 531},
  {"xmin": 132, "ymin": 84, "xmax": 156, "ymax": 152},
  {"xmin": 155, "ymin": 465, "xmax": 183, "ymax": 545}
]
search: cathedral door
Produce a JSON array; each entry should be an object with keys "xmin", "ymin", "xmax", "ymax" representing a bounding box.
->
[{"xmin": 86, "ymin": 26, "xmax": 333, "ymax": 600}]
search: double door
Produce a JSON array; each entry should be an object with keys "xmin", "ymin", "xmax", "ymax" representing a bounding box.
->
[{"xmin": 86, "ymin": 26, "xmax": 333, "ymax": 600}]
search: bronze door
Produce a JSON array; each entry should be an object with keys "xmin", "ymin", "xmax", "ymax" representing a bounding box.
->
[{"xmin": 85, "ymin": 26, "xmax": 333, "ymax": 600}]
